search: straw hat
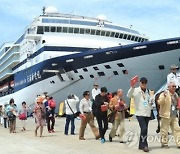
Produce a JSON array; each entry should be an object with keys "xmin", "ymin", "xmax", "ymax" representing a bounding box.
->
[{"xmin": 170, "ymin": 64, "xmax": 179, "ymax": 70}]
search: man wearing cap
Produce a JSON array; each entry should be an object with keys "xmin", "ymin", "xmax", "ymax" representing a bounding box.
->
[
  {"xmin": 92, "ymin": 83, "xmax": 101, "ymax": 116},
  {"xmin": 158, "ymin": 82, "xmax": 180, "ymax": 149},
  {"xmin": 167, "ymin": 64, "xmax": 180, "ymax": 96},
  {"xmin": 167, "ymin": 64, "xmax": 180, "ymax": 126},
  {"xmin": 92, "ymin": 83, "xmax": 101, "ymax": 101},
  {"xmin": 127, "ymin": 77, "xmax": 153, "ymax": 152}
]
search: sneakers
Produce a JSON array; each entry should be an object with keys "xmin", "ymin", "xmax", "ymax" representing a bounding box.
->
[
  {"xmin": 109, "ymin": 135, "xmax": 112, "ymax": 142},
  {"xmin": 139, "ymin": 147, "xmax": 149, "ymax": 152},
  {"xmin": 51, "ymin": 129, "xmax": 55, "ymax": 133},
  {"xmin": 101, "ymin": 139, "xmax": 105, "ymax": 143},
  {"xmin": 49, "ymin": 130, "xmax": 55, "ymax": 133},
  {"xmin": 143, "ymin": 147, "xmax": 149, "ymax": 152}
]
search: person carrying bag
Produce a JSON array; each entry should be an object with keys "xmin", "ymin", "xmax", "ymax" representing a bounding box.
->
[{"xmin": 64, "ymin": 94, "xmax": 79, "ymax": 135}]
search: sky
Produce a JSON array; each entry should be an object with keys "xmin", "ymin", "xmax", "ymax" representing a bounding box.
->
[{"xmin": 0, "ymin": 0, "xmax": 180, "ymax": 46}]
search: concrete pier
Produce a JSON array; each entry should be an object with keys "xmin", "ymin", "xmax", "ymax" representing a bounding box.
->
[{"xmin": 0, "ymin": 117, "xmax": 179, "ymax": 154}]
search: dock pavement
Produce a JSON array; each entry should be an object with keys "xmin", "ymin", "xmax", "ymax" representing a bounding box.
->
[{"xmin": 0, "ymin": 117, "xmax": 179, "ymax": 154}]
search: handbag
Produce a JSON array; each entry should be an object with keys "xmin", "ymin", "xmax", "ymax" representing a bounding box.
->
[
  {"xmin": 101, "ymin": 105, "xmax": 108, "ymax": 112},
  {"xmin": 7, "ymin": 111, "xmax": 16, "ymax": 120},
  {"xmin": 66, "ymin": 100, "xmax": 77, "ymax": 118},
  {"xmin": 19, "ymin": 113, "xmax": 27, "ymax": 120},
  {"xmin": 107, "ymin": 110, "xmax": 117, "ymax": 123},
  {"xmin": 79, "ymin": 114, "xmax": 86, "ymax": 121}
]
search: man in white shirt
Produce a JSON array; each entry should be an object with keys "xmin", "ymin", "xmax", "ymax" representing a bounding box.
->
[
  {"xmin": 167, "ymin": 64, "xmax": 180, "ymax": 96},
  {"xmin": 79, "ymin": 91, "xmax": 100, "ymax": 140},
  {"xmin": 127, "ymin": 77, "xmax": 153, "ymax": 152},
  {"xmin": 92, "ymin": 83, "xmax": 101, "ymax": 100}
]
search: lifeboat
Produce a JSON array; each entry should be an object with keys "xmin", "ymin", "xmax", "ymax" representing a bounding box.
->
[
  {"xmin": 2, "ymin": 83, "xmax": 8, "ymax": 91},
  {"xmin": 10, "ymin": 81, "xmax": 14, "ymax": 88},
  {"xmin": 0, "ymin": 85, "xmax": 3, "ymax": 92}
]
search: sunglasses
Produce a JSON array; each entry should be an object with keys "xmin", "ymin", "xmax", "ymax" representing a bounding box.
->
[
  {"xmin": 86, "ymin": 94, "xmax": 90, "ymax": 96},
  {"xmin": 141, "ymin": 82, "xmax": 147, "ymax": 84}
]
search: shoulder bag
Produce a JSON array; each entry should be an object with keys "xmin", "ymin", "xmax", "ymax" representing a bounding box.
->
[{"xmin": 66, "ymin": 100, "xmax": 77, "ymax": 118}]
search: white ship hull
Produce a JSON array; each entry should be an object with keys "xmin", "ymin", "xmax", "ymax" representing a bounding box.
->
[{"xmin": 1, "ymin": 39, "xmax": 179, "ymax": 111}]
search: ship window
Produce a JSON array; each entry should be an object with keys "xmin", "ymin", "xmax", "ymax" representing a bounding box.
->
[
  {"xmin": 131, "ymin": 35, "xmax": 135, "ymax": 41},
  {"xmin": 74, "ymin": 28, "xmax": 79, "ymax": 33},
  {"xmin": 57, "ymin": 27, "xmax": 62, "ymax": 32},
  {"xmin": 69, "ymin": 27, "xmax": 73, "ymax": 33},
  {"xmin": 141, "ymin": 38, "xmax": 145, "ymax": 42},
  {"xmin": 110, "ymin": 32, "xmax": 115, "ymax": 37},
  {"xmin": 101, "ymin": 31, "xmax": 105, "ymax": 36},
  {"xmin": 98, "ymin": 72, "xmax": 105, "ymax": 76},
  {"xmin": 85, "ymin": 29, "xmax": 90, "ymax": 34},
  {"xmin": 137, "ymin": 37, "xmax": 142, "ymax": 42},
  {"xmin": 51, "ymin": 26, "xmax": 56, "ymax": 32},
  {"xmin": 127, "ymin": 35, "xmax": 131, "ymax": 40},
  {"xmin": 96, "ymin": 30, "xmax": 100, "ymax": 35},
  {"xmin": 37, "ymin": 26, "xmax": 44, "ymax": 34},
  {"xmin": 90, "ymin": 75, "xmax": 94, "ymax": 78},
  {"xmin": 91, "ymin": 29, "xmax": 95, "ymax": 35},
  {"xmin": 93, "ymin": 66, "xmax": 99, "ymax": 70},
  {"xmin": 159, "ymin": 65, "xmax": 165, "ymax": 70},
  {"xmin": 117, "ymin": 63, "xmax": 124, "ymax": 67},
  {"xmin": 134, "ymin": 36, "xmax": 138, "ymax": 42},
  {"xmin": 79, "ymin": 75, "xmax": 84, "ymax": 79},
  {"xmin": 80, "ymin": 28, "xmax": 84, "ymax": 34},
  {"xmin": 113, "ymin": 71, "xmax": 119, "ymax": 75},
  {"xmin": 115, "ymin": 32, "xmax": 119, "ymax": 38},
  {"xmin": 63, "ymin": 27, "xmax": 68, "ymax": 33},
  {"xmin": 83, "ymin": 68, "xmax": 88, "ymax": 72},
  {"xmin": 104, "ymin": 65, "xmax": 111, "ymax": 69},
  {"xmin": 74, "ymin": 70, "xmax": 78, "ymax": 73},
  {"xmin": 45, "ymin": 26, "xmax": 49, "ymax": 32},
  {"xmin": 123, "ymin": 34, "xmax": 127, "ymax": 39},
  {"xmin": 122, "ymin": 70, "xmax": 128, "ymax": 74},
  {"xmin": 106, "ymin": 31, "xmax": 110, "ymax": 37},
  {"xmin": 119, "ymin": 33, "xmax": 123, "ymax": 38}
]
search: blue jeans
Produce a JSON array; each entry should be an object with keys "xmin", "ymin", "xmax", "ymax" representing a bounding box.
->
[
  {"xmin": 64, "ymin": 114, "xmax": 75, "ymax": 135},
  {"xmin": 136, "ymin": 116, "xmax": 150, "ymax": 149}
]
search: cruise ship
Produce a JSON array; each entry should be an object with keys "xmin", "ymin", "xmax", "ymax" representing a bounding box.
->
[{"xmin": 0, "ymin": 7, "xmax": 179, "ymax": 109}]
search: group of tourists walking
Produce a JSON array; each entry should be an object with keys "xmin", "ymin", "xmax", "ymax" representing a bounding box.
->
[{"xmin": 0, "ymin": 64, "xmax": 180, "ymax": 153}]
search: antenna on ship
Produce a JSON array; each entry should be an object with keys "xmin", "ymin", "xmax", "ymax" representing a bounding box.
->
[{"xmin": 42, "ymin": 6, "xmax": 46, "ymax": 15}]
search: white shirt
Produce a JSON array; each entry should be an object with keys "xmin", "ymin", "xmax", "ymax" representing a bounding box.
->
[
  {"xmin": 65, "ymin": 95, "xmax": 79, "ymax": 115},
  {"xmin": 167, "ymin": 72, "xmax": 180, "ymax": 88},
  {"xmin": 92, "ymin": 88, "xmax": 101, "ymax": 100},
  {"xmin": 127, "ymin": 87, "xmax": 152, "ymax": 117},
  {"xmin": 79, "ymin": 98, "xmax": 92, "ymax": 114}
]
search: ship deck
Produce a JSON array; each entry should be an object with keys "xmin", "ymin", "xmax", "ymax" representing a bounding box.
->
[{"xmin": 0, "ymin": 117, "xmax": 179, "ymax": 154}]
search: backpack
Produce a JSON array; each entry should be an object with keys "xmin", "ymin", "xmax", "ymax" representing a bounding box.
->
[{"xmin": 48, "ymin": 99, "xmax": 56, "ymax": 108}]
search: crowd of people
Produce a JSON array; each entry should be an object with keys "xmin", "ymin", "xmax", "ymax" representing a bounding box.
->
[{"xmin": 0, "ymin": 64, "xmax": 180, "ymax": 153}]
